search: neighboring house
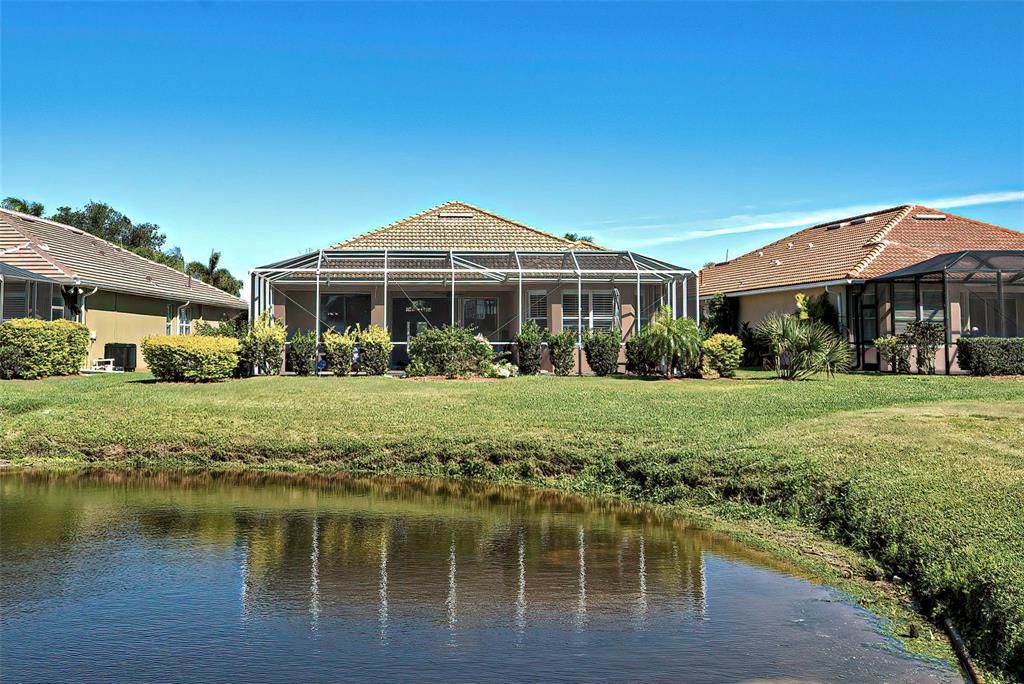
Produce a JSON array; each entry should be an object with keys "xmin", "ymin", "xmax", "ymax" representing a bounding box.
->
[
  {"xmin": 251, "ymin": 200, "xmax": 697, "ymax": 372},
  {"xmin": 0, "ymin": 208, "xmax": 246, "ymax": 371},
  {"xmin": 699, "ymin": 204, "xmax": 1024, "ymax": 372}
]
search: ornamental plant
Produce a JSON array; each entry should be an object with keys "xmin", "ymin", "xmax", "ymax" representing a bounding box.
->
[
  {"xmin": 322, "ymin": 328, "xmax": 357, "ymax": 376},
  {"xmin": 906, "ymin": 320, "xmax": 944, "ymax": 374},
  {"xmin": 240, "ymin": 311, "xmax": 286, "ymax": 376},
  {"xmin": 755, "ymin": 312, "xmax": 850, "ymax": 380},
  {"xmin": 288, "ymin": 330, "xmax": 318, "ymax": 376},
  {"xmin": 141, "ymin": 335, "xmax": 239, "ymax": 382},
  {"xmin": 957, "ymin": 336, "xmax": 1024, "ymax": 375},
  {"xmin": 873, "ymin": 334, "xmax": 911, "ymax": 374},
  {"xmin": 546, "ymin": 328, "xmax": 578, "ymax": 376},
  {"xmin": 406, "ymin": 326, "xmax": 493, "ymax": 377},
  {"xmin": 0, "ymin": 318, "xmax": 89, "ymax": 379},
  {"xmin": 513, "ymin": 319, "xmax": 543, "ymax": 375},
  {"xmin": 643, "ymin": 305, "xmax": 702, "ymax": 377},
  {"xmin": 583, "ymin": 327, "xmax": 621, "ymax": 376},
  {"xmin": 701, "ymin": 333, "xmax": 744, "ymax": 377},
  {"xmin": 355, "ymin": 324, "xmax": 393, "ymax": 375},
  {"xmin": 625, "ymin": 331, "xmax": 659, "ymax": 376}
]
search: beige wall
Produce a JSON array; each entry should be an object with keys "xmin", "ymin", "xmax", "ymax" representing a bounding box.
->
[
  {"xmin": 734, "ymin": 286, "xmax": 831, "ymax": 325},
  {"xmin": 84, "ymin": 290, "xmax": 243, "ymax": 371}
]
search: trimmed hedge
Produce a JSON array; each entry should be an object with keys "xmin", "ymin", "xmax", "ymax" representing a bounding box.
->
[
  {"xmin": 546, "ymin": 329, "xmax": 577, "ymax": 376},
  {"xmin": 288, "ymin": 330, "xmax": 318, "ymax": 376},
  {"xmin": 322, "ymin": 329, "xmax": 356, "ymax": 375},
  {"xmin": 141, "ymin": 335, "xmax": 239, "ymax": 382},
  {"xmin": 583, "ymin": 328, "xmax": 621, "ymax": 376},
  {"xmin": 513, "ymin": 320, "xmax": 543, "ymax": 375},
  {"xmin": 957, "ymin": 336, "xmax": 1024, "ymax": 376},
  {"xmin": 702, "ymin": 333, "xmax": 744, "ymax": 377},
  {"xmin": 407, "ymin": 326, "xmax": 493, "ymax": 377},
  {"xmin": 625, "ymin": 332, "xmax": 659, "ymax": 376},
  {"xmin": 0, "ymin": 318, "xmax": 90, "ymax": 379},
  {"xmin": 355, "ymin": 324, "xmax": 392, "ymax": 376}
]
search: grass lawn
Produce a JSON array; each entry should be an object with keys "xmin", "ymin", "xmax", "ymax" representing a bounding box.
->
[{"xmin": 2, "ymin": 370, "xmax": 1022, "ymax": 678}]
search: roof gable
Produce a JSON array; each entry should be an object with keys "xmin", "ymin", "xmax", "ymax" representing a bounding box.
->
[
  {"xmin": 333, "ymin": 201, "xmax": 604, "ymax": 252},
  {"xmin": 0, "ymin": 209, "xmax": 245, "ymax": 310},
  {"xmin": 700, "ymin": 204, "xmax": 1024, "ymax": 294}
]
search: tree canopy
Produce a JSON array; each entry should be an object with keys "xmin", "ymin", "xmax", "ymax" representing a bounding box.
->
[
  {"xmin": 562, "ymin": 232, "xmax": 594, "ymax": 243},
  {"xmin": 3, "ymin": 197, "xmax": 242, "ymax": 296}
]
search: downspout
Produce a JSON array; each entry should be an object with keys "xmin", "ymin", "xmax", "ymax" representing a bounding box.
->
[
  {"xmin": 79, "ymin": 285, "xmax": 98, "ymax": 325},
  {"xmin": 0, "ymin": 274, "xmax": 4, "ymax": 320},
  {"xmin": 177, "ymin": 300, "xmax": 192, "ymax": 335}
]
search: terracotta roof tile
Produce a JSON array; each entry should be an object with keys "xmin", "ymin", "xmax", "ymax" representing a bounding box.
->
[
  {"xmin": 333, "ymin": 201, "xmax": 604, "ymax": 252},
  {"xmin": 700, "ymin": 204, "xmax": 1024, "ymax": 294},
  {"xmin": 0, "ymin": 209, "xmax": 246, "ymax": 309}
]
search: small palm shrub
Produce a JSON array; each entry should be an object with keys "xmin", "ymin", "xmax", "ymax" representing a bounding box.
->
[
  {"xmin": 625, "ymin": 332, "xmax": 659, "ymax": 376},
  {"xmin": 873, "ymin": 334, "xmax": 912, "ymax": 374},
  {"xmin": 514, "ymin": 320, "xmax": 543, "ymax": 375},
  {"xmin": 702, "ymin": 333, "xmax": 744, "ymax": 377},
  {"xmin": 546, "ymin": 329, "xmax": 578, "ymax": 376},
  {"xmin": 322, "ymin": 328, "xmax": 357, "ymax": 376},
  {"xmin": 240, "ymin": 312, "xmax": 287, "ymax": 376},
  {"xmin": 141, "ymin": 335, "xmax": 239, "ymax": 382},
  {"xmin": 906, "ymin": 320, "xmax": 944, "ymax": 374},
  {"xmin": 583, "ymin": 327, "xmax": 621, "ymax": 376},
  {"xmin": 406, "ymin": 326, "xmax": 494, "ymax": 377},
  {"xmin": 643, "ymin": 306, "xmax": 702, "ymax": 377},
  {"xmin": 288, "ymin": 330, "xmax": 318, "ymax": 376},
  {"xmin": 355, "ymin": 324, "xmax": 393, "ymax": 375},
  {"xmin": 755, "ymin": 313, "xmax": 850, "ymax": 380}
]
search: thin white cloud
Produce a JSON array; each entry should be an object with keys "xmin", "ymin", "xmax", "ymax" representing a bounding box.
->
[{"xmin": 631, "ymin": 190, "xmax": 1024, "ymax": 247}]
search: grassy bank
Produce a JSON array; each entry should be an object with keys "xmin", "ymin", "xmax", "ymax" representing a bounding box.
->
[{"xmin": 2, "ymin": 371, "xmax": 1022, "ymax": 679}]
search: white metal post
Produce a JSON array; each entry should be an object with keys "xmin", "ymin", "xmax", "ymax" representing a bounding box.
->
[
  {"xmin": 383, "ymin": 249, "xmax": 389, "ymax": 332},
  {"xmin": 515, "ymin": 251, "xmax": 523, "ymax": 334},
  {"xmin": 1, "ymin": 275, "xmax": 5, "ymax": 321},
  {"xmin": 671, "ymin": 277, "xmax": 677, "ymax": 319},
  {"xmin": 577, "ymin": 273, "xmax": 583, "ymax": 376},
  {"xmin": 695, "ymin": 277, "xmax": 701, "ymax": 325},
  {"xmin": 682, "ymin": 277, "xmax": 688, "ymax": 319},
  {"xmin": 315, "ymin": 250, "xmax": 323, "ymax": 341},
  {"xmin": 450, "ymin": 250, "xmax": 456, "ymax": 326}
]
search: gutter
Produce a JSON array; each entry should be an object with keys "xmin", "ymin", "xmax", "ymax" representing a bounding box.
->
[
  {"xmin": 177, "ymin": 300, "xmax": 192, "ymax": 334},
  {"xmin": 698, "ymin": 278, "xmax": 862, "ymax": 299}
]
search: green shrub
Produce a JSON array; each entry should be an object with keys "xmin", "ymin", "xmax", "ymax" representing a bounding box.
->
[
  {"xmin": 481, "ymin": 359, "xmax": 519, "ymax": 378},
  {"xmin": 514, "ymin": 320, "xmax": 543, "ymax": 375},
  {"xmin": 957, "ymin": 336, "xmax": 1024, "ymax": 375},
  {"xmin": 288, "ymin": 330, "xmax": 318, "ymax": 376},
  {"xmin": 141, "ymin": 335, "xmax": 239, "ymax": 382},
  {"xmin": 546, "ymin": 329, "xmax": 578, "ymax": 376},
  {"xmin": 583, "ymin": 327, "xmax": 621, "ymax": 376},
  {"xmin": 356, "ymin": 324, "xmax": 392, "ymax": 376},
  {"xmin": 703, "ymin": 292, "xmax": 738, "ymax": 334},
  {"xmin": 239, "ymin": 312, "xmax": 286, "ymax": 376},
  {"xmin": 322, "ymin": 328, "xmax": 357, "ymax": 376},
  {"xmin": 0, "ymin": 318, "xmax": 89, "ymax": 379},
  {"xmin": 643, "ymin": 306, "xmax": 703, "ymax": 377},
  {"xmin": 195, "ymin": 317, "xmax": 249, "ymax": 340},
  {"xmin": 906, "ymin": 320, "xmax": 944, "ymax": 374},
  {"xmin": 755, "ymin": 313, "xmax": 850, "ymax": 379},
  {"xmin": 873, "ymin": 334, "xmax": 912, "ymax": 374},
  {"xmin": 0, "ymin": 345, "xmax": 23, "ymax": 379},
  {"xmin": 407, "ymin": 326, "xmax": 493, "ymax": 377},
  {"xmin": 737, "ymin": 321, "xmax": 768, "ymax": 367},
  {"xmin": 625, "ymin": 332, "xmax": 659, "ymax": 376},
  {"xmin": 702, "ymin": 333, "xmax": 744, "ymax": 377}
]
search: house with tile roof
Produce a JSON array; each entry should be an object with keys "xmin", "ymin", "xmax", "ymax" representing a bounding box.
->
[
  {"xmin": 252, "ymin": 201, "xmax": 697, "ymax": 372},
  {"xmin": 1, "ymin": 207, "xmax": 246, "ymax": 371},
  {"xmin": 699, "ymin": 205, "xmax": 1024, "ymax": 372}
]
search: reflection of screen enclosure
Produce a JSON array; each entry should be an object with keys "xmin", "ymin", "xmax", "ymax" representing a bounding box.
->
[
  {"xmin": 462, "ymin": 297, "xmax": 498, "ymax": 339},
  {"xmin": 321, "ymin": 294, "xmax": 371, "ymax": 333}
]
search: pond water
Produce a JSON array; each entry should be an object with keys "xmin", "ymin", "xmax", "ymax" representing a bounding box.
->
[{"xmin": 1, "ymin": 472, "xmax": 960, "ymax": 683}]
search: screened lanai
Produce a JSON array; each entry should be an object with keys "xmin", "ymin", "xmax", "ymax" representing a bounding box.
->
[
  {"xmin": 250, "ymin": 248, "xmax": 697, "ymax": 370},
  {"xmin": 863, "ymin": 250, "xmax": 1024, "ymax": 373}
]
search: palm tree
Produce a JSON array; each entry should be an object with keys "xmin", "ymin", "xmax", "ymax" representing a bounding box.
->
[
  {"xmin": 2, "ymin": 197, "xmax": 44, "ymax": 216},
  {"xmin": 643, "ymin": 305, "xmax": 702, "ymax": 377},
  {"xmin": 186, "ymin": 250, "xmax": 243, "ymax": 296}
]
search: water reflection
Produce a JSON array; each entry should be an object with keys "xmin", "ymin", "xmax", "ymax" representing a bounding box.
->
[{"xmin": 0, "ymin": 471, "xmax": 960, "ymax": 684}]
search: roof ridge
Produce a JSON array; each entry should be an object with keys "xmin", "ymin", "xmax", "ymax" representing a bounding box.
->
[
  {"xmin": 848, "ymin": 204, "xmax": 915, "ymax": 277},
  {"xmin": 0, "ymin": 207, "xmax": 244, "ymax": 305},
  {"xmin": 451, "ymin": 200, "xmax": 606, "ymax": 250},
  {"xmin": 332, "ymin": 200, "xmax": 452, "ymax": 249}
]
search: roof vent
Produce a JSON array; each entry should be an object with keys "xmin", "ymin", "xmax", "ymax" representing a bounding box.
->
[
  {"xmin": 438, "ymin": 211, "xmax": 474, "ymax": 219},
  {"xmin": 773, "ymin": 259, "xmax": 783, "ymax": 266},
  {"xmin": 787, "ymin": 242, "xmax": 794, "ymax": 249},
  {"xmin": 807, "ymin": 242, "xmax": 814, "ymax": 249},
  {"xmin": 39, "ymin": 243, "xmax": 50, "ymax": 251},
  {"xmin": 914, "ymin": 213, "xmax": 946, "ymax": 220},
  {"xmin": 825, "ymin": 223, "xmax": 842, "ymax": 230},
  {"xmin": 851, "ymin": 216, "xmax": 872, "ymax": 225},
  {"xmin": 756, "ymin": 250, "xmax": 763, "ymax": 257}
]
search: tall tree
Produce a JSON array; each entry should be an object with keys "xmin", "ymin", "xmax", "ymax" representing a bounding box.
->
[
  {"xmin": 49, "ymin": 201, "xmax": 184, "ymax": 270},
  {"xmin": 186, "ymin": 250, "xmax": 243, "ymax": 296},
  {"xmin": 2, "ymin": 197, "xmax": 45, "ymax": 216},
  {"xmin": 562, "ymin": 232, "xmax": 595, "ymax": 242}
]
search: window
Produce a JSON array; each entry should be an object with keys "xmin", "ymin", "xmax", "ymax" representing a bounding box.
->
[
  {"xmin": 178, "ymin": 305, "xmax": 192, "ymax": 335},
  {"xmin": 50, "ymin": 285, "xmax": 65, "ymax": 321},
  {"xmin": 166, "ymin": 303, "xmax": 174, "ymax": 335},
  {"xmin": 527, "ymin": 291, "xmax": 548, "ymax": 330},
  {"xmin": 462, "ymin": 297, "xmax": 498, "ymax": 339},
  {"xmin": 562, "ymin": 291, "xmax": 618, "ymax": 333},
  {"xmin": 920, "ymin": 283, "xmax": 945, "ymax": 324},
  {"xmin": 3, "ymin": 282, "xmax": 28, "ymax": 321},
  {"xmin": 860, "ymin": 287, "xmax": 878, "ymax": 342},
  {"xmin": 321, "ymin": 293, "xmax": 372, "ymax": 333},
  {"xmin": 892, "ymin": 283, "xmax": 916, "ymax": 334}
]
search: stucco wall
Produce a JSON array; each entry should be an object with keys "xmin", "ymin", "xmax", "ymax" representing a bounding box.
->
[{"xmin": 734, "ymin": 286, "xmax": 829, "ymax": 325}]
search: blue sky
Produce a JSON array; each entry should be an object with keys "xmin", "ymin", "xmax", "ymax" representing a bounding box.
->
[{"xmin": 3, "ymin": 1, "xmax": 1022, "ymax": 294}]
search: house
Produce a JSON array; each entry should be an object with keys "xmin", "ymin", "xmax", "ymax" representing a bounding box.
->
[
  {"xmin": 251, "ymin": 200, "xmax": 697, "ymax": 372},
  {"xmin": 0, "ymin": 207, "xmax": 246, "ymax": 371},
  {"xmin": 699, "ymin": 204, "xmax": 1024, "ymax": 372}
]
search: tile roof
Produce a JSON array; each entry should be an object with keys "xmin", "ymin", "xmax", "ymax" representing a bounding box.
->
[
  {"xmin": 699, "ymin": 204, "xmax": 1024, "ymax": 295},
  {"xmin": 0, "ymin": 209, "xmax": 246, "ymax": 309},
  {"xmin": 333, "ymin": 200, "xmax": 604, "ymax": 252}
]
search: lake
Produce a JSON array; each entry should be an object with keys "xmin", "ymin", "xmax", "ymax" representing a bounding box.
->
[{"xmin": 0, "ymin": 471, "xmax": 960, "ymax": 683}]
